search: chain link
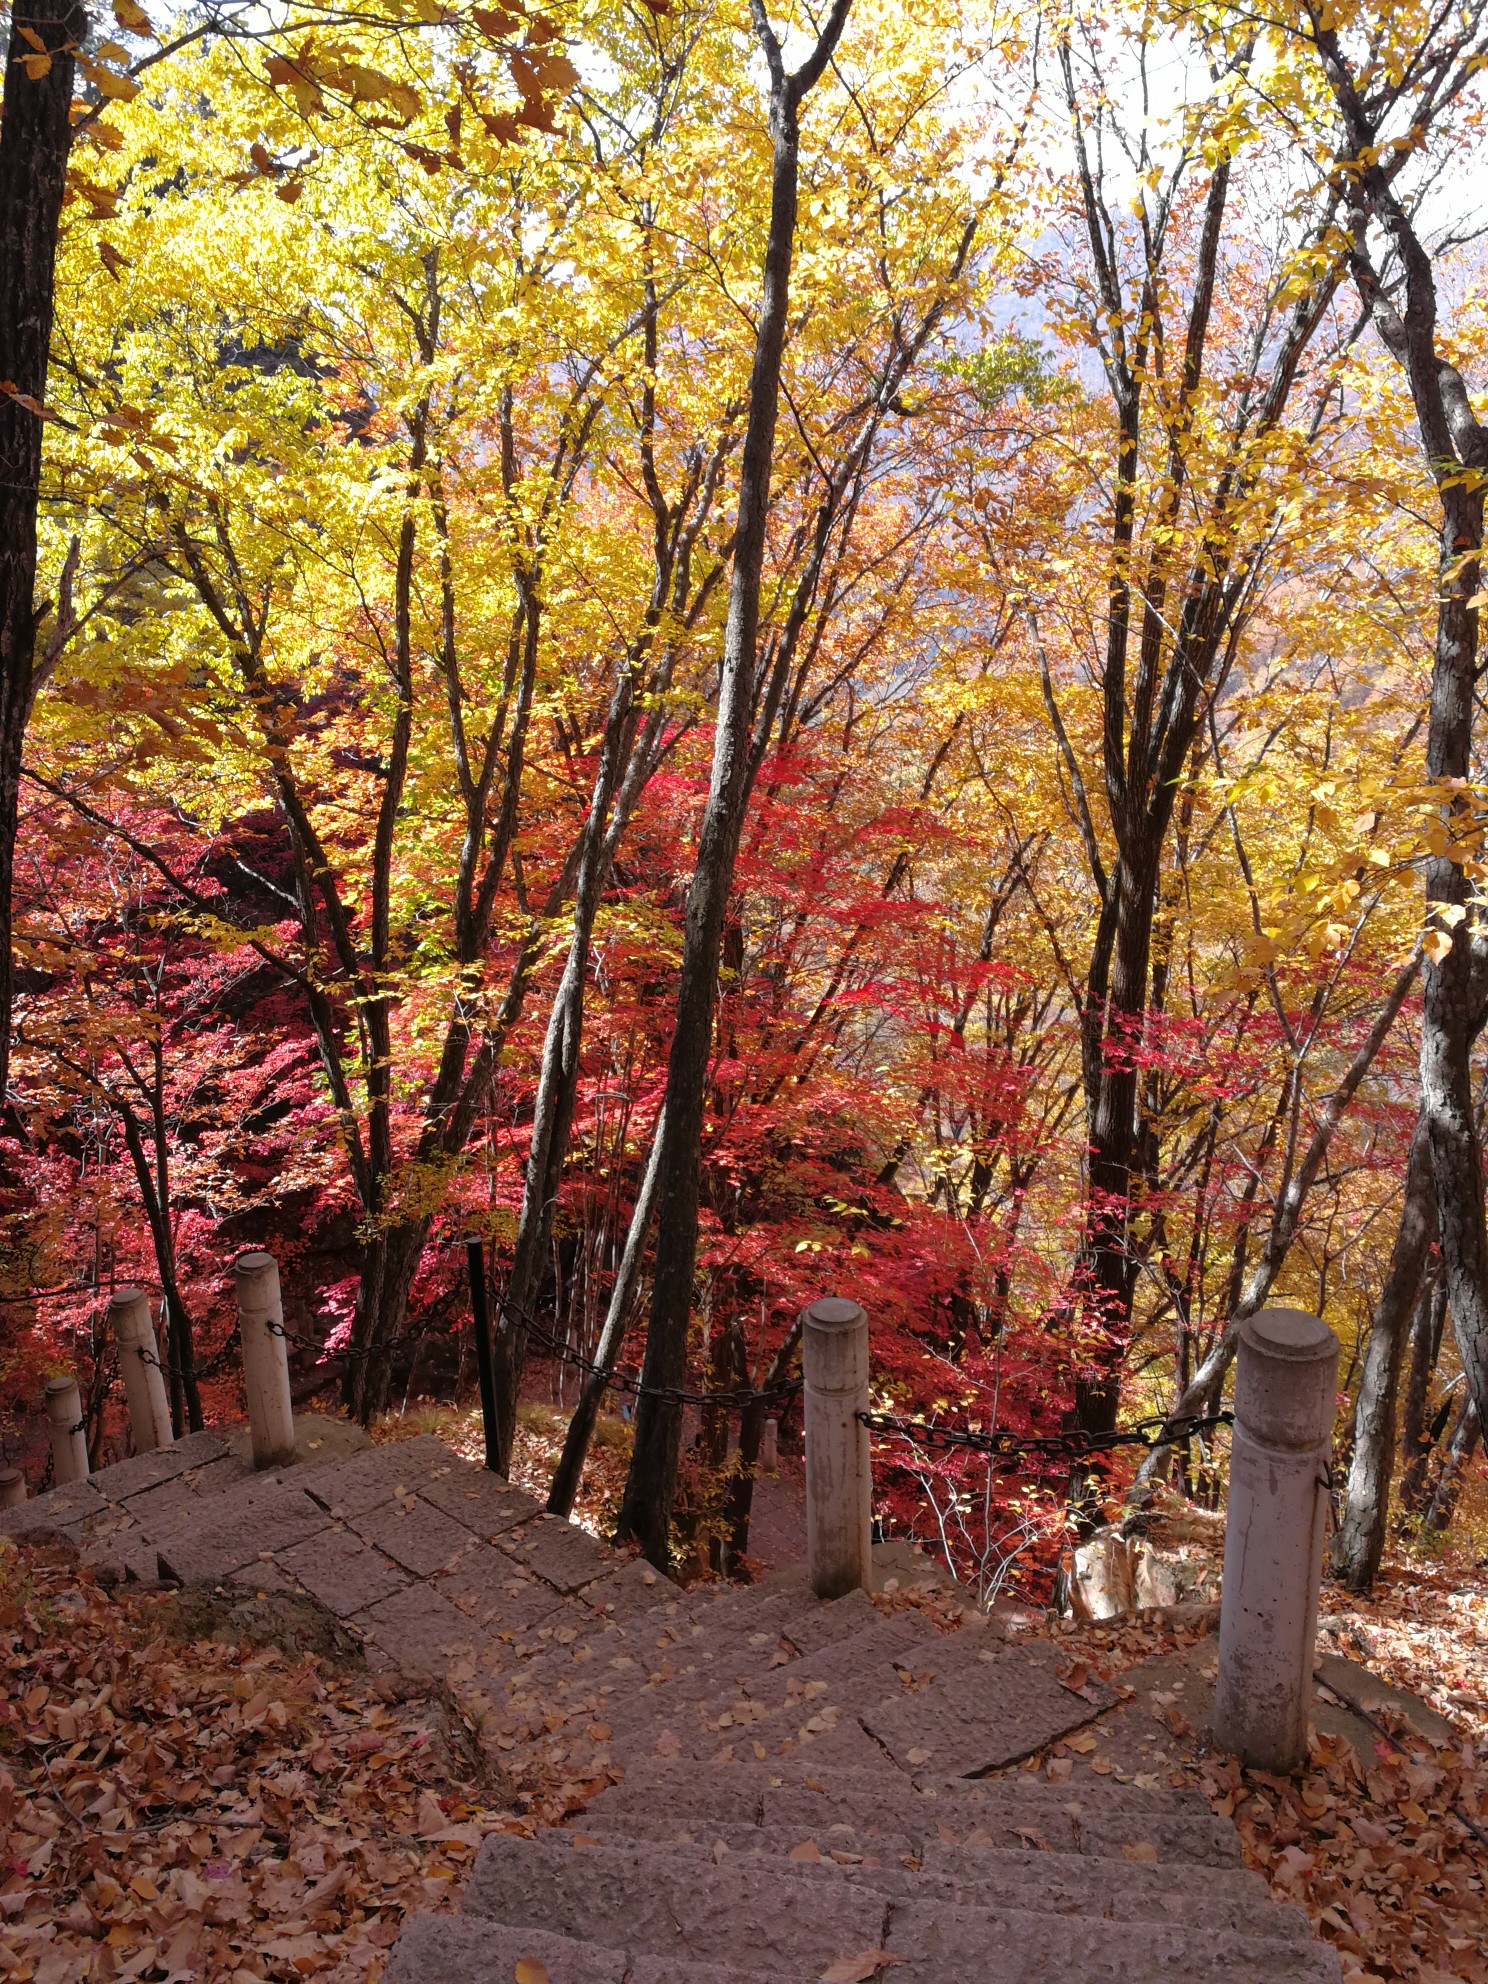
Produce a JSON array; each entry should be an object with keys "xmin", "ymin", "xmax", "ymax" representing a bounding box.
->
[
  {"xmin": 859, "ymin": 1408, "xmax": 1233, "ymax": 1463},
  {"xmin": 263, "ymin": 1314, "xmax": 422, "ymax": 1368},
  {"xmin": 497, "ymin": 1296, "xmax": 803, "ymax": 1412}
]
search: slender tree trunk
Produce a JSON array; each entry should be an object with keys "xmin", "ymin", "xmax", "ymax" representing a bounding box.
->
[
  {"xmin": 1418, "ymin": 550, "xmax": 1488, "ymax": 1443},
  {"xmin": 701, "ymin": 1317, "xmax": 734, "ymax": 1576},
  {"xmin": 547, "ymin": 1112, "xmax": 664, "ymax": 1516},
  {"xmin": 1314, "ymin": 41, "xmax": 1488, "ymax": 1446},
  {"xmin": 720, "ymin": 1313, "xmax": 801, "ymax": 1573},
  {"xmin": 0, "ymin": 0, "xmax": 85, "ymax": 1104},
  {"xmin": 1077, "ymin": 841, "xmax": 1162, "ymax": 1439},
  {"xmin": 1334, "ymin": 1117, "xmax": 1435, "ymax": 1590},
  {"xmin": 1399, "ymin": 1277, "xmax": 1446, "ymax": 1514},
  {"xmin": 115, "ymin": 1090, "xmax": 204, "ymax": 1432},
  {"xmin": 346, "ymin": 1218, "xmax": 429, "ymax": 1423},
  {"xmin": 492, "ymin": 651, "xmax": 646, "ymax": 1468},
  {"xmin": 615, "ymin": 0, "xmax": 852, "ymax": 1569},
  {"xmin": 1422, "ymin": 1394, "xmax": 1482, "ymax": 1532}
]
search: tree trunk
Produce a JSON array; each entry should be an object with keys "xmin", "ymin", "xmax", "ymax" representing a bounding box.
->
[
  {"xmin": 1334, "ymin": 1116, "xmax": 1435, "ymax": 1590},
  {"xmin": 1313, "ymin": 43, "xmax": 1488, "ymax": 1451},
  {"xmin": 345, "ymin": 1218, "xmax": 429, "ymax": 1423},
  {"xmin": 492, "ymin": 647, "xmax": 646, "ymax": 1468},
  {"xmin": 1077, "ymin": 840, "xmax": 1162, "ymax": 1442},
  {"xmin": 719, "ymin": 1313, "xmax": 801, "ymax": 1574},
  {"xmin": 615, "ymin": 0, "xmax": 852, "ymax": 1570},
  {"xmin": 547, "ymin": 1112, "xmax": 664, "ymax": 1517},
  {"xmin": 701, "ymin": 1317, "xmax": 734, "ymax": 1577},
  {"xmin": 1422, "ymin": 1394, "xmax": 1482, "ymax": 1532},
  {"xmin": 1418, "ymin": 481, "xmax": 1488, "ymax": 1445},
  {"xmin": 0, "ymin": 0, "xmax": 85, "ymax": 1105},
  {"xmin": 1399, "ymin": 1277, "xmax": 1446, "ymax": 1514},
  {"xmin": 115, "ymin": 1086, "xmax": 204, "ymax": 1433}
]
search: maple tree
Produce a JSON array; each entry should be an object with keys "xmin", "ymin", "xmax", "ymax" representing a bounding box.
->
[{"xmin": 0, "ymin": 0, "xmax": 1482, "ymax": 1598}]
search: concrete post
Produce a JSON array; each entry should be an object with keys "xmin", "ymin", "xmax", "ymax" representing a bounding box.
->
[
  {"xmin": 761, "ymin": 1416, "xmax": 779, "ymax": 1474},
  {"xmin": 1214, "ymin": 1306, "xmax": 1339, "ymax": 1773},
  {"xmin": 0, "ymin": 1468, "xmax": 26, "ymax": 1508},
  {"xmin": 802, "ymin": 1297, "xmax": 872, "ymax": 1600},
  {"xmin": 234, "ymin": 1250, "xmax": 296, "ymax": 1470},
  {"xmin": 111, "ymin": 1288, "xmax": 175, "ymax": 1454},
  {"xmin": 45, "ymin": 1376, "xmax": 89, "ymax": 1483}
]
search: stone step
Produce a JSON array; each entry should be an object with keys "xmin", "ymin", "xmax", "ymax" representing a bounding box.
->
[
  {"xmin": 386, "ymin": 1915, "xmax": 627, "ymax": 1984},
  {"xmin": 883, "ymin": 1896, "xmax": 1341, "ymax": 1984},
  {"xmin": 859, "ymin": 1636, "xmax": 1118, "ymax": 1777},
  {"xmin": 561, "ymin": 1816, "xmax": 1302, "ymax": 1941},
  {"xmin": 386, "ymin": 1914, "xmax": 754, "ymax": 1984},
  {"xmin": 462, "ymin": 1829, "xmax": 890, "ymax": 1974},
  {"xmin": 496, "ymin": 1590, "xmax": 894, "ymax": 1766},
  {"xmin": 590, "ymin": 1754, "xmax": 1209, "ymax": 1820},
  {"xmin": 578, "ymin": 1759, "xmax": 1236, "ymax": 1864},
  {"xmin": 456, "ymin": 1831, "xmax": 1339, "ymax": 1982},
  {"xmin": 586, "ymin": 1622, "xmax": 1111, "ymax": 1782},
  {"xmin": 555, "ymin": 1608, "xmax": 921, "ymax": 1745},
  {"xmin": 1, "ymin": 1430, "xmax": 250, "ymax": 1569}
]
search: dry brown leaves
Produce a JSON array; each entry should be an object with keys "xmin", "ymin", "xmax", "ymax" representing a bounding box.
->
[
  {"xmin": 1318, "ymin": 1560, "xmax": 1488, "ymax": 1730},
  {"xmin": 1044, "ymin": 1554, "xmax": 1488, "ymax": 1984},
  {"xmin": 1249, "ymin": 1554, "xmax": 1488, "ymax": 1982},
  {"xmin": 0, "ymin": 1544, "xmax": 524, "ymax": 1982},
  {"xmin": 1202, "ymin": 1718, "xmax": 1487, "ymax": 1984}
]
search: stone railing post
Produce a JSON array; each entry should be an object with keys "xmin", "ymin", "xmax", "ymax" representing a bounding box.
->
[
  {"xmin": 803, "ymin": 1297, "xmax": 872, "ymax": 1600},
  {"xmin": 0, "ymin": 1467, "xmax": 27, "ymax": 1508},
  {"xmin": 45, "ymin": 1376, "xmax": 89, "ymax": 1483},
  {"xmin": 234, "ymin": 1251, "xmax": 296, "ymax": 1469},
  {"xmin": 111, "ymin": 1288, "xmax": 175, "ymax": 1454},
  {"xmin": 1214, "ymin": 1306, "xmax": 1339, "ymax": 1773}
]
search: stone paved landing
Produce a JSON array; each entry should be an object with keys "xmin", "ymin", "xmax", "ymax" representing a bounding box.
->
[
  {"xmin": 2, "ymin": 1428, "xmax": 1345, "ymax": 1982},
  {"xmin": 0, "ymin": 1426, "xmax": 672, "ymax": 1684}
]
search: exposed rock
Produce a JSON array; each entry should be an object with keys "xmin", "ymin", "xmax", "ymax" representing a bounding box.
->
[{"xmin": 1068, "ymin": 1489, "xmax": 1224, "ymax": 1623}]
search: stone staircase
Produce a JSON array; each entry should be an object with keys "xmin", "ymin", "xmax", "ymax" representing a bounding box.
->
[{"xmin": 1, "ymin": 1428, "xmax": 1342, "ymax": 1982}]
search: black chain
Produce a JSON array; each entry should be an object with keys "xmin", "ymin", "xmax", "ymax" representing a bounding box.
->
[
  {"xmin": 263, "ymin": 1314, "xmax": 422, "ymax": 1367},
  {"xmin": 132, "ymin": 1323, "xmax": 241, "ymax": 1387},
  {"xmin": 859, "ymin": 1408, "xmax": 1233, "ymax": 1463},
  {"xmin": 498, "ymin": 1296, "xmax": 803, "ymax": 1412}
]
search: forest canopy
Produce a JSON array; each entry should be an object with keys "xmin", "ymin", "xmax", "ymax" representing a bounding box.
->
[{"xmin": 2, "ymin": 0, "xmax": 1487, "ymax": 1587}]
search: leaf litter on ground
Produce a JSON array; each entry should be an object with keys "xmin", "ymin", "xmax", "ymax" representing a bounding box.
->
[
  {"xmin": 0, "ymin": 1541, "xmax": 539, "ymax": 1982},
  {"xmin": 1035, "ymin": 1549, "xmax": 1488, "ymax": 1984}
]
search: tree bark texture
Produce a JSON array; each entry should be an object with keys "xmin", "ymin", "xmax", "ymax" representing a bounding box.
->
[
  {"xmin": 1423, "ymin": 1394, "xmax": 1482, "ymax": 1532},
  {"xmin": 1334, "ymin": 1116, "xmax": 1435, "ymax": 1590},
  {"xmin": 1399, "ymin": 1278, "xmax": 1447, "ymax": 1514},
  {"xmin": 547, "ymin": 1114, "xmax": 663, "ymax": 1516},
  {"xmin": 1315, "ymin": 12, "xmax": 1488, "ymax": 1468},
  {"xmin": 0, "ymin": 0, "xmax": 85, "ymax": 1105},
  {"xmin": 615, "ymin": 0, "xmax": 853, "ymax": 1569}
]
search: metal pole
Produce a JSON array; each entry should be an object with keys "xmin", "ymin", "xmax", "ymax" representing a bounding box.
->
[
  {"xmin": 1214, "ymin": 1306, "xmax": 1339, "ymax": 1772},
  {"xmin": 464, "ymin": 1235, "xmax": 502, "ymax": 1475},
  {"xmin": 802, "ymin": 1296, "xmax": 873, "ymax": 1599}
]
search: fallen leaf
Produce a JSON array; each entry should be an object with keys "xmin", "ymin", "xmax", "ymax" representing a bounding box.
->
[{"xmin": 820, "ymin": 1952, "xmax": 908, "ymax": 1983}]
